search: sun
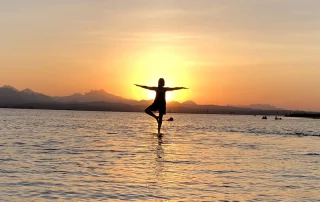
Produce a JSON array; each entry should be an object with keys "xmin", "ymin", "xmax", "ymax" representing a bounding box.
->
[
  {"xmin": 147, "ymin": 91, "xmax": 156, "ymax": 100},
  {"xmin": 146, "ymin": 90, "xmax": 173, "ymax": 101},
  {"xmin": 166, "ymin": 92, "xmax": 173, "ymax": 101},
  {"xmin": 130, "ymin": 45, "xmax": 191, "ymax": 102}
]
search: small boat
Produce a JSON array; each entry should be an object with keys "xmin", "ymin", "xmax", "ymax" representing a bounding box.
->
[{"xmin": 167, "ymin": 117, "xmax": 174, "ymax": 121}]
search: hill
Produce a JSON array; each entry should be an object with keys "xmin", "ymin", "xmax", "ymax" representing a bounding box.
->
[{"xmin": 0, "ymin": 85, "xmax": 291, "ymax": 115}]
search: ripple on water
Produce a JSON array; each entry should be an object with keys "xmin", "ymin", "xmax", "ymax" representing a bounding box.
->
[{"xmin": 305, "ymin": 153, "xmax": 320, "ymax": 156}]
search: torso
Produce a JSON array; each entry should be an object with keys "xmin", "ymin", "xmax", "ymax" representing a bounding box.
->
[{"xmin": 154, "ymin": 87, "xmax": 166, "ymax": 105}]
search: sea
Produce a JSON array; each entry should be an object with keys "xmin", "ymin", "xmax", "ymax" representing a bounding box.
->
[{"xmin": 1, "ymin": 109, "xmax": 319, "ymax": 202}]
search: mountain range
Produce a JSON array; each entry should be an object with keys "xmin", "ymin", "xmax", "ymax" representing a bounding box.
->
[{"xmin": 0, "ymin": 85, "xmax": 288, "ymax": 115}]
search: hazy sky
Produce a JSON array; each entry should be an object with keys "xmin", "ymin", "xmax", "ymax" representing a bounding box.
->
[{"xmin": 1, "ymin": 0, "xmax": 320, "ymax": 111}]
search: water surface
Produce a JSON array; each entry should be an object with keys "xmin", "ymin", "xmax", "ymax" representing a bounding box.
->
[{"xmin": 1, "ymin": 109, "xmax": 319, "ymax": 201}]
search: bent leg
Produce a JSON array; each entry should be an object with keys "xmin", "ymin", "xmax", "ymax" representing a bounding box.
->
[
  {"xmin": 145, "ymin": 106, "xmax": 158, "ymax": 121},
  {"xmin": 158, "ymin": 113, "xmax": 164, "ymax": 134}
]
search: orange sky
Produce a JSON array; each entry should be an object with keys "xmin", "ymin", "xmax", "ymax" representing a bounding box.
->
[{"xmin": 1, "ymin": 1, "xmax": 320, "ymax": 111}]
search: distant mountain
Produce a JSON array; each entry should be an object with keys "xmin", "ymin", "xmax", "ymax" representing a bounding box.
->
[
  {"xmin": 56, "ymin": 89, "xmax": 139, "ymax": 105},
  {"xmin": 0, "ymin": 85, "xmax": 291, "ymax": 115},
  {"xmin": 21, "ymin": 88, "xmax": 35, "ymax": 94},
  {"xmin": 235, "ymin": 104, "xmax": 283, "ymax": 111},
  {"xmin": 0, "ymin": 86, "xmax": 53, "ymax": 105},
  {"xmin": 3, "ymin": 85, "xmax": 19, "ymax": 92},
  {"xmin": 182, "ymin": 100, "xmax": 198, "ymax": 106}
]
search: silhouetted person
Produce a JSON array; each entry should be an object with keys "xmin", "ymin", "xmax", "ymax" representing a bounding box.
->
[{"xmin": 135, "ymin": 78, "xmax": 187, "ymax": 133}]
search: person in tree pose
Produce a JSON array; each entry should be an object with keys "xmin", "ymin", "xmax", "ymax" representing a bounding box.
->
[{"xmin": 135, "ymin": 78, "xmax": 188, "ymax": 133}]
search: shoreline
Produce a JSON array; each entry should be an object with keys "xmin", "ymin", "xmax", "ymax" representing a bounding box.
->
[
  {"xmin": 0, "ymin": 105, "xmax": 295, "ymax": 116},
  {"xmin": 285, "ymin": 113, "xmax": 320, "ymax": 119}
]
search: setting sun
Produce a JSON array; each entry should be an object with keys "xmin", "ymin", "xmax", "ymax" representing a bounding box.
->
[
  {"xmin": 146, "ymin": 90, "xmax": 173, "ymax": 101},
  {"xmin": 147, "ymin": 91, "xmax": 156, "ymax": 100},
  {"xmin": 130, "ymin": 46, "xmax": 191, "ymax": 101}
]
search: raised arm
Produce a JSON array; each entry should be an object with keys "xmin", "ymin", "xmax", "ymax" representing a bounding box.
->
[
  {"xmin": 134, "ymin": 84, "xmax": 157, "ymax": 91},
  {"xmin": 165, "ymin": 87, "xmax": 188, "ymax": 91}
]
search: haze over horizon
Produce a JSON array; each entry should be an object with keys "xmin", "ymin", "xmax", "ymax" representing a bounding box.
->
[{"xmin": 1, "ymin": 1, "xmax": 320, "ymax": 111}]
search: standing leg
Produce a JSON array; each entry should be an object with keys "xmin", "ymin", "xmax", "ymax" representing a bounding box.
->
[
  {"xmin": 145, "ymin": 106, "xmax": 158, "ymax": 121},
  {"xmin": 158, "ymin": 113, "xmax": 163, "ymax": 134}
]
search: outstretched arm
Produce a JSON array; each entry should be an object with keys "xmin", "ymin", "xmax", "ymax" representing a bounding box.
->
[
  {"xmin": 165, "ymin": 87, "xmax": 188, "ymax": 91},
  {"xmin": 134, "ymin": 84, "xmax": 157, "ymax": 91}
]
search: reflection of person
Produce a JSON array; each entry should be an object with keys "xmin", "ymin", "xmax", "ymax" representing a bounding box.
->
[{"xmin": 135, "ymin": 78, "xmax": 187, "ymax": 133}]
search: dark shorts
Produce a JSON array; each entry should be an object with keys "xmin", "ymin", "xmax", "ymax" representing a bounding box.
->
[{"xmin": 146, "ymin": 102, "xmax": 166, "ymax": 115}]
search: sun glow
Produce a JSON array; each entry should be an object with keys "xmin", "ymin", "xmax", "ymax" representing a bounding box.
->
[
  {"xmin": 166, "ymin": 92, "xmax": 173, "ymax": 101},
  {"xmin": 145, "ymin": 85, "xmax": 174, "ymax": 102},
  {"xmin": 147, "ymin": 91, "xmax": 156, "ymax": 100},
  {"xmin": 130, "ymin": 46, "xmax": 191, "ymax": 102}
]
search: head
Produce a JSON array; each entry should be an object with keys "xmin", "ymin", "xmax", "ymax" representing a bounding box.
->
[{"xmin": 158, "ymin": 78, "xmax": 165, "ymax": 87}]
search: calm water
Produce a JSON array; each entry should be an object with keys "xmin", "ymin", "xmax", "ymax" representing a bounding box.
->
[{"xmin": 1, "ymin": 109, "xmax": 319, "ymax": 202}]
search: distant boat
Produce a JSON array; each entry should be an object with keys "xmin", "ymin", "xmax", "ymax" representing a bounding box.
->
[{"xmin": 167, "ymin": 117, "xmax": 174, "ymax": 121}]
